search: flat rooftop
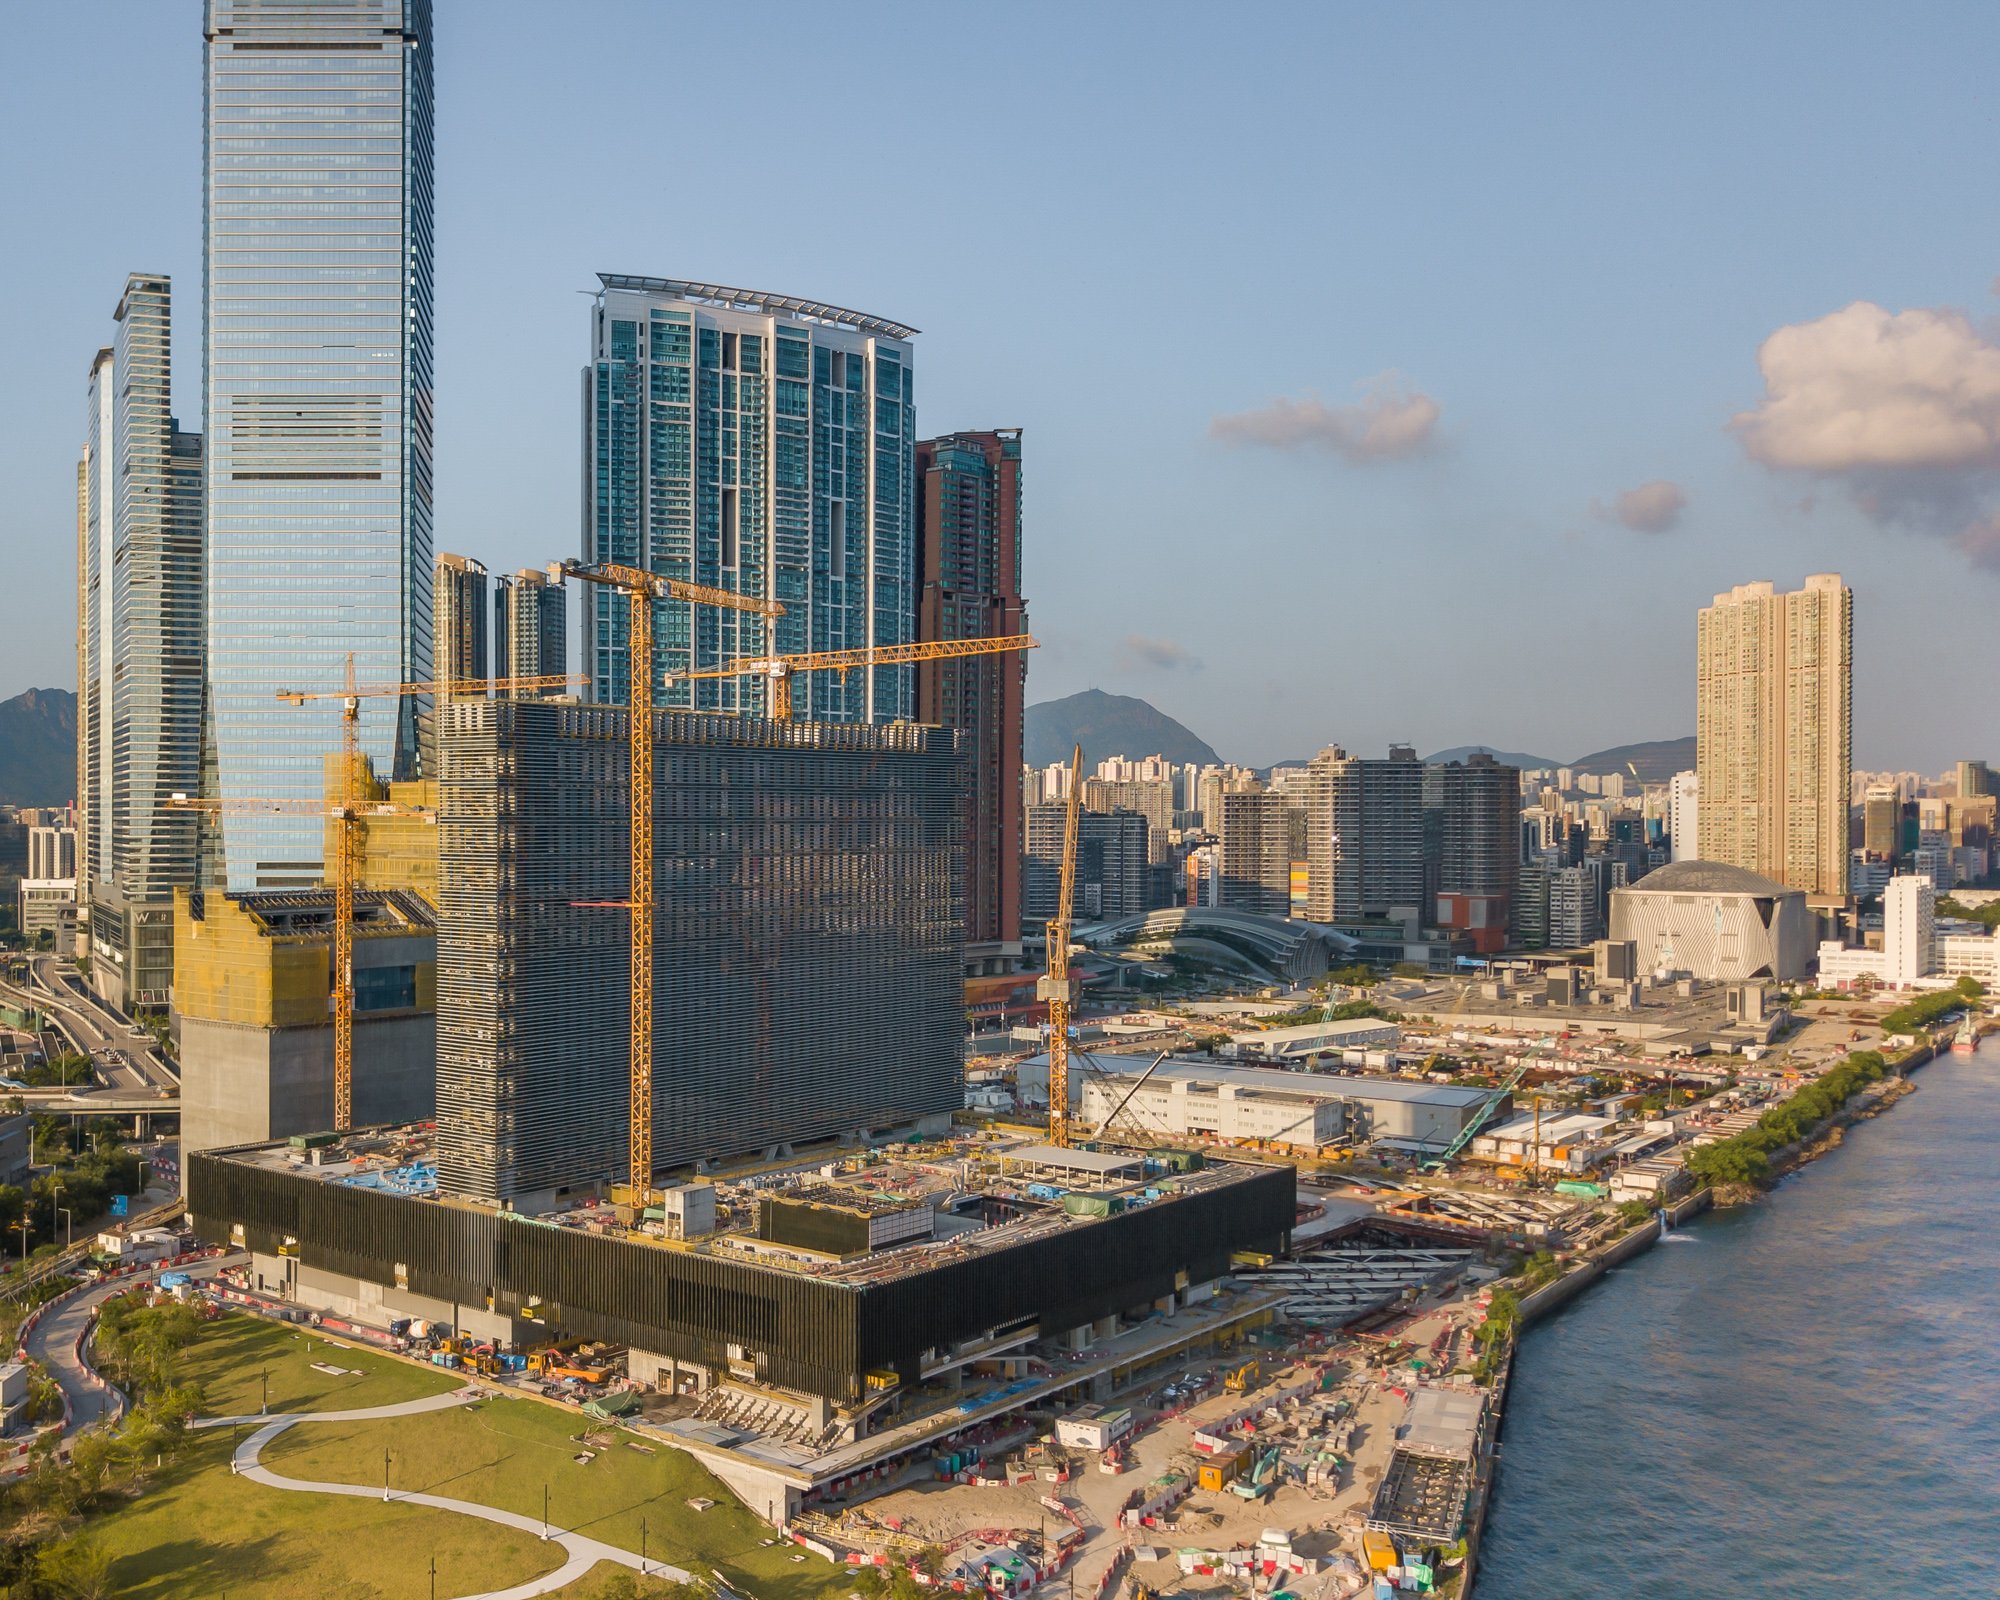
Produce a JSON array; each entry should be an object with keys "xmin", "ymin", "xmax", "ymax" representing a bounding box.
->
[
  {"xmin": 210, "ymin": 1124, "xmax": 1273, "ymax": 1288},
  {"xmin": 1050, "ymin": 1053, "xmax": 1493, "ymax": 1108},
  {"xmin": 1233, "ymin": 1018, "xmax": 1401, "ymax": 1045},
  {"xmin": 1402, "ymin": 1384, "xmax": 1486, "ymax": 1460}
]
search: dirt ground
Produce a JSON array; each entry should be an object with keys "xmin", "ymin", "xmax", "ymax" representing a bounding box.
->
[{"xmin": 860, "ymin": 1292, "xmax": 1487, "ymax": 1594}]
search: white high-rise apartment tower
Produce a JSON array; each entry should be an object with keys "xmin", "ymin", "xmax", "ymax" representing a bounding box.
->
[
  {"xmin": 1696, "ymin": 575, "xmax": 1852, "ymax": 904},
  {"xmin": 1669, "ymin": 771, "xmax": 1699, "ymax": 862}
]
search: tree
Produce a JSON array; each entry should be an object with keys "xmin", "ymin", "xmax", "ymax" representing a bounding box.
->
[{"xmin": 37, "ymin": 1538, "xmax": 115, "ymax": 1600}]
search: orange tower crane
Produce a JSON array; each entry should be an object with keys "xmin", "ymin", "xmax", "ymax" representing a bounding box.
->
[
  {"xmin": 1042, "ymin": 744, "xmax": 1084, "ymax": 1146},
  {"xmin": 557, "ymin": 561, "xmax": 786, "ymax": 1201},
  {"xmin": 681, "ymin": 633, "xmax": 1038, "ymax": 720},
  {"xmin": 266, "ymin": 660, "xmax": 589, "ymax": 1130}
]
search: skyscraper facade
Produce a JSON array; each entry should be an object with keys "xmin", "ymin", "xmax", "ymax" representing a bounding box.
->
[
  {"xmin": 1303, "ymin": 746, "xmax": 1427, "ymax": 923},
  {"xmin": 915, "ymin": 430, "xmax": 1026, "ymax": 968},
  {"xmin": 1025, "ymin": 805, "xmax": 1149, "ymax": 927},
  {"xmin": 1669, "ymin": 770, "xmax": 1699, "ymax": 862},
  {"xmin": 492, "ymin": 565, "xmax": 568, "ymax": 690},
  {"xmin": 79, "ymin": 347, "xmax": 114, "ymax": 923},
  {"xmin": 1425, "ymin": 753, "xmax": 1520, "ymax": 953},
  {"xmin": 432, "ymin": 553, "xmax": 489, "ymax": 695},
  {"xmin": 434, "ymin": 701, "xmax": 964, "ymax": 1204},
  {"xmin": 203, "ymin": 0, "xmax": 436, "ymax": 888},
  {"xmin": 76, "ymin": 277, "xmax": 206, "ymax": 1010},
  {"xmin": 1218, "ymin": 789, "xmax": 1292, "ymax": 916},
  {"xmin": 583, "ymin": 275, "xmax": 916, "ymax": 720},
  {"xmin": 1695, "ymin": 575, "xmax": 1852, "ymax": 904}
]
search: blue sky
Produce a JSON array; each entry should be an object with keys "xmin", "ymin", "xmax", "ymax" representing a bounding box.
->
[{"xmin": 4, "ymin": 1, "xmax": 1997, "ymax": 769}]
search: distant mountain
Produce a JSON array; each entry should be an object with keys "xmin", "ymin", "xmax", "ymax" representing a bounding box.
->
[
  {"xmin": 1568, "ymin": 736, "xmax": 1695, "ymax": 784},
  {"xmin": 1423, "ymin": 745, "xmax": 1560, "ymax": 770},
  {"xmin": 0, "ymin": 688, "xmax": 77, "ymax": 808},
  {"xmin": 1025, "ymin": 689, "xmax": 1221, "ymax": 769}
]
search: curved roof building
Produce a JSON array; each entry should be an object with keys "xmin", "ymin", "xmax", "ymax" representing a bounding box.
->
[{"xmin": 1609, "ymin": 860, "xmax": 1812, "ymax": 982}]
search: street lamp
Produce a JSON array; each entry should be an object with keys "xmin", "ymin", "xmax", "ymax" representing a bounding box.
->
[
  {"xmin": 57, "ymin": 1207, "xmax": 71, "ymax": 1252},
  {"xmin": 383, "ymin": 1446, "xmax": 393, "ymax": 1503},
  {"xmin": 260, "ymin": 1369, "xmax": 269, "ymax": 1416}
]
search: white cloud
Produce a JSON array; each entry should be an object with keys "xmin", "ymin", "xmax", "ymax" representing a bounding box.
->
[
  {"xmin": 1210, "ymin": 372, "xmax": 1441, "ymax": 462},
  {"xmin": 1600, "ymin": 479, "xmax": 1688, "ymax": 533},
  {"xmin": 1733, "ymin": 301, "xmax": 2000, "ymax": 472},
  {"xmin": 1734, "ymin": 299, "xmax": 2000, "ymax": 572},
  {"xmin": 1118, "ymin": 635, "xmax": 1201, "ymax": 672}
]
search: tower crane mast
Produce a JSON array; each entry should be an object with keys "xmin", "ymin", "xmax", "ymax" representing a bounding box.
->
[
  {"xmin": 1043, "ymin": 744, "xmax": 1084, "ymax": 1147},
  {"xmin": 558, "ymin": 561, "xmax": 785, "ymax": 1201}
]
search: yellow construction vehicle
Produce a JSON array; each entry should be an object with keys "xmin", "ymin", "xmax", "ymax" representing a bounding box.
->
[{"xmin": 1223, "ymin": 1358, "xmax": 1262, "ymax": 1392}]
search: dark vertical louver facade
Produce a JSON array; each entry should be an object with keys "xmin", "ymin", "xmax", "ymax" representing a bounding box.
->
[
  {"xmin": 914, "ymin": 431, "xmax": 1026, "ymax": 958},
  {"xmin": 434, "ymin": 700, "xmax": 966, "ymax": 1203}
]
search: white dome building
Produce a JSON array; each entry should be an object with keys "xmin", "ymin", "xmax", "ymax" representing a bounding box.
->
[{"xmin": 1608, "ymin": 860, "xmax": 1812, "ymax": 983}]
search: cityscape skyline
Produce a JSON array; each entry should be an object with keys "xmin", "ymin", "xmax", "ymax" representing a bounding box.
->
[{"xmin": 6, "ymin": 2, "xmax": 2000, "ymax": 775}]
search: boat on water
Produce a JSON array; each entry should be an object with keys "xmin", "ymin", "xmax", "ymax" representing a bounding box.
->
[{"xmin": 1950, "ymin": 1014, "xmax": 1979, "ymax": 1055}]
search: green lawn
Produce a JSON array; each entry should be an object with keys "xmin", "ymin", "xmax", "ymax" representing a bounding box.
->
[
  {"xmin": 178, "ymin": 1311, "xmax": 464, "ymax": 1417},
  {"xmin": 85, "ymin": 1430, "xmax": 570, "ymax": 1600},
  {"xmin": 266, "ymin": 1395, "xmax": 845, "ymax": 1600}
]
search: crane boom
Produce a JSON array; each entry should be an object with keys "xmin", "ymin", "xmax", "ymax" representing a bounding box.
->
[
  {"xmin": 682, "ymin": 633, "xmax": 1039, "ymax": 720},
  {"xmin": 1424, "ymin": 1060, "xmax": 1530, "ymax": 1169},
  {"xmin": 1042, "ymin": 744, "xmax": 1084, "ymax": 1146},
  {"xmin": 559, "ymin": 560, "xmax": 786, "ymax": 619},
  {"xmin": 275, "ymin": 672, "xmax": 585, "ymax": 703},
  {"xmin": 1090, "ymin": 1049, "xmax": 1172, "ymax": 1143}
]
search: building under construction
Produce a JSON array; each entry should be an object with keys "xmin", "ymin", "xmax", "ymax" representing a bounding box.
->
[
  {"xmin": 433, "ymin": 698, "xmax": 968, "ymax": 1205},
  {"xmin": 187, "ymin": 1125, "xmax": 1294, "ymax": 1517},
  {"xmin": 175, "ymin": 758, "xmax": 441, "ymax": 1159}
]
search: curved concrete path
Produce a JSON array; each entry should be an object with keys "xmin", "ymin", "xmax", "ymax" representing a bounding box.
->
[
  {"xmin": 194, "ymin": 1390, "xmax": 690, "ymax": 1600},
  {"xmin": 26, "ymin": 1254, "xmax": 244, "ymax": 1437}
]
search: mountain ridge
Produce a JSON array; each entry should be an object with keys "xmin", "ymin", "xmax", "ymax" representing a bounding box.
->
[
  {"xmin": 1024, "ymin": 689, "xmax": 1220, "ymax": 769},
  {"xmin": 0, "ymin": 687, "xmax": 77, "ymax": 808}
]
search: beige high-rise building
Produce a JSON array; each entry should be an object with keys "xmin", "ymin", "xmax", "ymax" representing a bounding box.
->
[{"xmin": 1695, "ymin": 574, "xmax": 1852, "ymax": 903}]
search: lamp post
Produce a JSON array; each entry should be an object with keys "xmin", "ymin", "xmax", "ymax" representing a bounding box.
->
[
  {"xmin": 382, "ymin": 1446, "xmax": 392, "ymax": 1502},
  {"xmin": 260, "ymin": 1369, "xmax": 269, "ymax": 1416},
  {"xmin": 542, "ymin": 1483, "xmax": 549, "ymax": 1541},
  {"xmin": 57, "ymin": 1207, "xmax": 71, "ymax": 1252},
  {"xmin": 641, "ymin": 1517, "xmax": 648, "ymax": 1576}
]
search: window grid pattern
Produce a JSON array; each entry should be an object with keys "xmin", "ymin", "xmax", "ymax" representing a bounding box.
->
[
  {"xmin": 434, "ymin": 701, "xmax": 966, "ymax": 1204},
  {"xmin": 202, "ymin": 0, "xmax": 435, "ymax": 886}
]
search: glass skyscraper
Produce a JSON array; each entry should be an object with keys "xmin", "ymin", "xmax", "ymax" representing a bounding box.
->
[
  {"xmin": 202, "ymin": 0, "xmax": 435, "ymax": 888},
  {"xmin": 584, "ymin": 276, "xmax": 916, "ymax": 721},
  {"xmin": 77, "ymin": 276, "xmax": 205, "ymax": 1012}
]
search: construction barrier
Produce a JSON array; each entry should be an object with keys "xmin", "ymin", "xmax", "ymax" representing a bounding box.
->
[{"xmin": 1190, "ymin": 1375, "xmax": 1320, "ymax": 1450}]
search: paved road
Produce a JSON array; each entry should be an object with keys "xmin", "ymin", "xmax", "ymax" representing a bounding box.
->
[
  {"xmin": 1, "ymin": 957, "xmax": 178, "ymax": 1092},
  {"xmin": 25, "ymin": 1254, "xmax": 241, "ymax": 1436},
  {"xmin": 196, "ymin": 1391, "xmax": 689, "ymax": 1600}
]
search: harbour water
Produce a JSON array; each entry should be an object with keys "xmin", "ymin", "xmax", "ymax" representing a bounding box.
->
[{"xmin": 1476, "ymin": 1050, "xmax": 2000, "ymax": 1598}]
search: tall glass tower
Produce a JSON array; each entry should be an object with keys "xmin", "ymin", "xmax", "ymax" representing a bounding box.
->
[
  {"xmin": 583, "ymin": 276, "xmax": 916, "ymax": 721},
  {"xmin": 202, "ymin": 0, "xmax": 435, "ymax": 888}
]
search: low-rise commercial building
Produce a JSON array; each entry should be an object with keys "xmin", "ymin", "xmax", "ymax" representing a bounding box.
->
[
  {"xmin": 1046, "ymin": 1053, "xmax": 1498, "ymax": 1153},
  {"xmin": 1224, "ymin": 1017, "xmax": 1400, "ymax": 1062}
]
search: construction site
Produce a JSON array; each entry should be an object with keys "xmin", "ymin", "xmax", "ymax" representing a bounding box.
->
[{"xmin": 187, "ymin": 1121, "xmax": 1296, "ymax": 1520}]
